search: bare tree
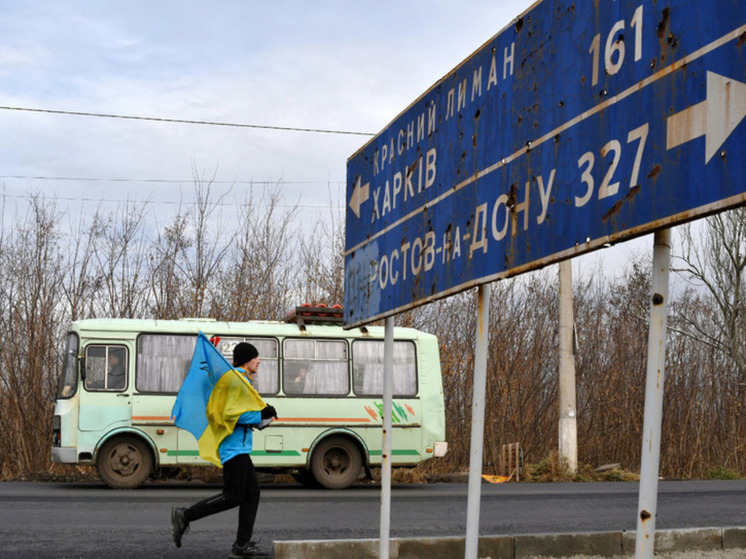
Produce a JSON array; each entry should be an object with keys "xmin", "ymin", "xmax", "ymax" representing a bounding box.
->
[
  {"xmin": 149, "ymin": 210, "xmax": 190, "ymax": 319},
  {"xmin": 574, "ymin": 259, "xmax": 650, "ymax": 470},
  {"xmin": 676, "ymin": 209, "xmax": 746, "ymax": 383},
  {"xmin": 60, "ymin": 206, "xmax": 101, "ymax": 321},
  {"xmin": 3, "ymin": 182, "xmax": 746, "ymax": 481},
  {"xmin": 296, "ymin": 192, "xmax": 345, "ymax": 306},
  {"xmin": 215, "ymin": 184, "xmax": 299, "ymax": 321},
  {"xmin": 179, "ymin": 168, "xmax": 236, "ymax": 317},
  {"xmin": 0, "ymin": 196, "xmax": 65, "ymax": 474},
  {"xmin": 483, "ymin": 273, "xmax": 560, "ymax": 470},
  {"xmin": 411, "ymin": 272, "xmax": 561, "ymax": 473},
  {"xmin": 410, "ymin": 291, "xmax": 477, "ymax": 470},
  {"xmin": 89, "ymin": 201, "xmax": 150, "ymax": 318}
]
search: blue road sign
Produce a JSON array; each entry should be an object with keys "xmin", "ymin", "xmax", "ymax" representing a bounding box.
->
[{"xmin": 344, "ymin": 0, "xmax": 746, "ymax": 327}]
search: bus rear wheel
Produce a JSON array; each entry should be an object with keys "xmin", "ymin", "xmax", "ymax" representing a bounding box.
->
[
  {"xmin": 310, "ymin": 436, "xmax": 362, "ymax": 489},
  {"xmin": 97, "ymin": 436, "xmax": 152, "ymax": 489}
]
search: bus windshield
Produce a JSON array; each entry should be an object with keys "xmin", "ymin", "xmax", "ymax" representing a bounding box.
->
[{"xmin": 57, "ymin": 333, "xmax": 79, "ymax": 399}]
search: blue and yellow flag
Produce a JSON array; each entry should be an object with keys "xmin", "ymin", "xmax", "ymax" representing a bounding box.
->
[{"xmin": 171, "ymin": 332, "xmax": 265, "ymax": 466}]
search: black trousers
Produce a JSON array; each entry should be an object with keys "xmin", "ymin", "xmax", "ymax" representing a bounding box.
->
[{"xmin": 184, "ymin": 453, "xmax": 260, "ymax": 546}]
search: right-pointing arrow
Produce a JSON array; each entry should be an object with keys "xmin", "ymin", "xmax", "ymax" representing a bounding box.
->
[{"xmin": 666, "ymin": 71, "xmax": 746, "ymax": 163}]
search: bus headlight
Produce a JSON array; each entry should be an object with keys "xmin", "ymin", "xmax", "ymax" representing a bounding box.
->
[{"xmin": 433, "ymin": 442, "xmax": 448, "ymax": 457}]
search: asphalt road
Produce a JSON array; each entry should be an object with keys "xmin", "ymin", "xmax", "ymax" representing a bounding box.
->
[{"xmin": 0, "ymin": 479, "xmax": 744, "ymax": 558}]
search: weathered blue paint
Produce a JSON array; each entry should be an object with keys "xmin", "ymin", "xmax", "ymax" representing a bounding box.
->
[{"xmin": 345, "ymin": 0, "xmax": 746, "ymax": 327}]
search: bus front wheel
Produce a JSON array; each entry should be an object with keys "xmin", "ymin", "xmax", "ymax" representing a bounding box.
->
[
  {"xmin": 291, "ymin": 468, "xmax": 319, "ymax": 488},
  {"xmin": 310, "ymin": 436, "xmax": 362, "ymax": 489},
  {"xmin": 97, "ymin": 436, "xmax": 153, "ymax": 489}
]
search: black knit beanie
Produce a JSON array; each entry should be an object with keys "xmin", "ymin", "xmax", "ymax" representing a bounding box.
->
[{"xmin": 233, "ymin": 342, "xmax": 259, "ymax": 367}]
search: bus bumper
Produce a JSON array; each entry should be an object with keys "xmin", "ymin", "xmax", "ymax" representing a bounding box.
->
[
  {"xmin": 434, "ymin": 442, "xmax": 448, "ymax": 457},
  {"xmin": 51, "ymin": 446, "xmax": 78, "ymax": 463}
]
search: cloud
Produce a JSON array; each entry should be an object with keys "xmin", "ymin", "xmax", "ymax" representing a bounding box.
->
[{"xmin": 0, "ymin": 0, "xmax": 535, "ymax": 219}]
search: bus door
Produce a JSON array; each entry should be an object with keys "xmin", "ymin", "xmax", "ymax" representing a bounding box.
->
[{"xmin": 79, "ymin": 343, "xmax": 132, "ymax": 437}]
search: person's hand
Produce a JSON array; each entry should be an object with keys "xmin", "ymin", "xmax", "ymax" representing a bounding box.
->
[{"xmin": 261, "ymin": 404, "xmax": 278, "ymax": 419}]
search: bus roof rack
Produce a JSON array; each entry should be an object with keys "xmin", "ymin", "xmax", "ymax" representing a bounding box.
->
[{"xmin": 284, "ymin": 304, "xmax": 344, "ymax": 328}]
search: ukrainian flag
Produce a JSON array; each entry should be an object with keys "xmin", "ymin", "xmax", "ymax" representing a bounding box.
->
[{"xmin": 171, "ymin": 332, "xmax": 265, "ymax": 466}]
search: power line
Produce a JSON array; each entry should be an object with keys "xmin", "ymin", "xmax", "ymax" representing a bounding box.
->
[
  {"xmin": 0, "ymin": 105, "xmax": 376, "ymax": 137},
  {"xmin": 0, "ymin": 190, "xmax": 343, "ymax": 209},
  {"xmin": 0, "ymin": 174, "xmax": 344, "ymax": 186}
]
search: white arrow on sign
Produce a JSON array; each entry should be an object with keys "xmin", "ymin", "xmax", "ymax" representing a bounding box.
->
[
  {"xmin": 349, "ymin": 176, "xmax": 370, "ymax": 219},
  {"xmin": 667, "ymin": 71, "xmax": 746, "ymax": 163}
]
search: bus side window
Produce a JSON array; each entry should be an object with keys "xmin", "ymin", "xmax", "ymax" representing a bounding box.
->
[
  {"xmin": 137, "ymin": 334, "xmax": 195, "ymax": 393},
  {"xmin": 107, "ymin": 348, "xmax": 126, "ymax": 389},
  {"xmin": 283, "ymin": 362, "xmax": 309, "ymax": 395},
  {"xmin": 215, "ymin": 336, "xmax": 279, "ymax": 396},
  {"xmin": 285, "ymin": 339, "xmax": 348, "ymax": 396},
  {"xmin": 352, "ymin": 340, "xmax": 417, "ymax": 396},
  {"xmin": 85, "ymin": 345, "xmax": 127, "ymax": 391}
]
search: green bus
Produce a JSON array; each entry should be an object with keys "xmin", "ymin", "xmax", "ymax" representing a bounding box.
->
[{"xmin": 52, "ymin": 309, "xmax": 447, "ymax": 489}]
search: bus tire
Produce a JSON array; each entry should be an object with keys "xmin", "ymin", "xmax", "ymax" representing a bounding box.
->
[
  {"xmin": 97, "ymin": 435, "xmax": 153, "ymax": 489},
  {"xmin": 291, "ymin": 468, "xmax": 319, "ymax": 488},
  {"xmin": 310, "ymin": 436, "xmax": 362, "ymax": 489}
]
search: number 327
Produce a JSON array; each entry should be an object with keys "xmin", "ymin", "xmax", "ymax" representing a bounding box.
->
[{"xmin": 574, "ymin": 123, "xmax": 649, "ymax": 207}]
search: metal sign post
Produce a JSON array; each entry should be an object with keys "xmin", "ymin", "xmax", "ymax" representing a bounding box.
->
[
  {"xmin": 379, "ymin": 317, "xmax": 394, "ymax": 559},
  {"xmin": 636, "ymin": 229, "xmax": 672, "ymax": 559},
  {"xmin": 464, "ymin": 283, "xmax": 491, "ymax": 559}
]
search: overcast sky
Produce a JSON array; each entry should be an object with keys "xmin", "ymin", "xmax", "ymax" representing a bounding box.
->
[
  {"xmin": 0, "ymin": 0, "xmax": 655, "ymax": 276},
  {"xmin": 0, "ymin": 1, "xmax": 541, "ymax": 211}
]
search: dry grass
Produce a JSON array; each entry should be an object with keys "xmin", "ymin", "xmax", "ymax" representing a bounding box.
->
[{"xmin": 524, "ymin": 451, "xmax": 640, "ymax": 483}]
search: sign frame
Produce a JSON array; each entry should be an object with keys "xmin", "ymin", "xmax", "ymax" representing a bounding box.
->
[{"xmin": 344, "ymin": 0, "xmax": 746, "ymax": 328}]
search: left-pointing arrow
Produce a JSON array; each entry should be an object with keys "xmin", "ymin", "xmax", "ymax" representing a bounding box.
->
[
  {"xmin": 666, "ymin": 71, "xmax": 746, "ymax": 163},
  {"xmin": 349, "ymin": 176, "xmax": 370, "ymax": 219}
]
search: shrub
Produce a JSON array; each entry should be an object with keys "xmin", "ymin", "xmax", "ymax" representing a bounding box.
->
[{"xmin": 705, "ymin": 466, "xmax": 740, "ymax": 480}]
